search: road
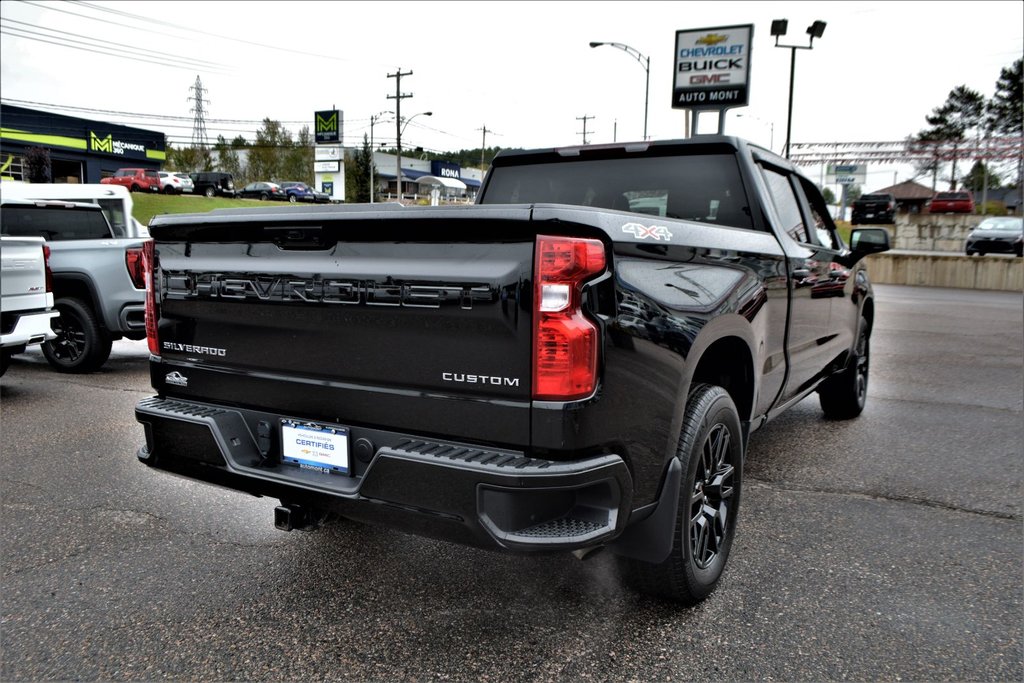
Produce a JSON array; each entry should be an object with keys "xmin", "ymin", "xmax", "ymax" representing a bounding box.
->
[{"xmin": 1, "ymin": 284, "xmax": 1021, "ymax": 681}]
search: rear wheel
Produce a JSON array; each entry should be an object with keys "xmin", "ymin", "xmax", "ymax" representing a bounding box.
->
[
  {"xmin": 819, "ymin": 315, "xmax": 870, "ymax": 419},
  {"xmin": 260, "ymin": 193, "xmax": 269, "ymax": 201},
  {"xmin": 204, "ymin": 186, "xmax": 215, "ymax": 198},
  {"xmin": 41, "ymin": 298, "xmax": 112, "ymax": 373},
  {"xmin": 130, "ymin": 184, "xmax": 141, "ymax": 193},
  {"xmin": 622, "ymin": 384, "xmax": 743, "ymax": 605},
  {"xmin": 289, "ymin": 194, "xmax": 297, "ymax": 203}
]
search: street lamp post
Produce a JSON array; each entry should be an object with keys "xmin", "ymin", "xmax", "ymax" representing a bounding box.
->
[
  {"xmin": 369, "ymin": 111, "xmax": 393, "ymax": 204},
  {"xmin": 395, "ymin": 111, "xmax": 432, "ymax": 200},
  {"xmin": 589, "ymin": 41, "xmax": 650, "ymax": 140},
  {"xmin": 771, "ymin": 19, "xmax": 827, "ymax": 159}
]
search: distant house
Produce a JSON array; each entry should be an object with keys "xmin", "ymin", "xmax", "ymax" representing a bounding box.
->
[{"xmin": 869, "ymin": 180, "xmax": 934, "ymax": 215}]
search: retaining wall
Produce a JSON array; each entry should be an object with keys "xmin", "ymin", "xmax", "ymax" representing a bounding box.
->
[{"xmin": 864, "ymin": 252, "xmax": 1023, "ymax": 292}]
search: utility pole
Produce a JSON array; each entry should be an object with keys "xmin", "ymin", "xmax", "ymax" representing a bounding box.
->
[
  {"xmin": 577, "ymin": 115, "xmax": 594, "ymax": 145},
  {"xmin": 477, "ymin": 125, "xmax": 499, "ymax": 172},
  {"xmin": 387, "ymin": 68, "xmax": 413, "ymax": 200}
]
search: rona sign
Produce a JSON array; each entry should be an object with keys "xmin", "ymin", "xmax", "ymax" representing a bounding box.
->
[{"xmin": 315, "ymin": 109, "xmax": 341, "ymax": 144}]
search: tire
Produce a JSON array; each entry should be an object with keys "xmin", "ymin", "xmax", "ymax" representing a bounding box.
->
[
  {"xmin": 289, "ymin": 195, "xmax": 297, "ymax": 203},
  {"xmin": 204, "ymin": 186, "xmax": 215, "ymax": 198},
  {"xmin": 163, "ymin": 185, "xmax": 175, "ymax": 194},
  {"xmin": 622, "ymin": 384, "xmax": 743, "ymax": 605},
  {"xmin": 260, "ymin": 193, "xmax": 269, "ymax": 201},
  {"xmin": 130, "ymin": 184, "xmax": 141, "ymax": 193},
  {"xmin": 41, "ymin": 298, "xmax": 113, "ymax": 374},
  {"xmin": 818, "ymin": 315, "xmax": 870, "ymax": 419},
  {"xmin": 0, "ymin": 350, "xmax": 10, "ymax": 377},
  {"xmin": 965, "ymin": 249, "xmax": 975, "ymax": 256}
]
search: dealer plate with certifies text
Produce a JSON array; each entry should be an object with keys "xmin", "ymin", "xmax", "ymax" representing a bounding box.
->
[{"xmin": 281, "ymin": 419, "xmax": 350, "ymax": 475}]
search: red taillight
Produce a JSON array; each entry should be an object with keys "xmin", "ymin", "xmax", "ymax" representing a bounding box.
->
[
  {"xmin": 142, "ymin": 239, "xmax": 160, "ymax": 356},
  {"xmin": 125, "ymin": 247, "xmax": 145, "ymax": 290},
  {"xmin": 42, "ymin": 244, "xmax": 53, "ymax": 294},
  {"xmin": 533, "ymin": 235, "xmax": 606, "ymax": 400}
]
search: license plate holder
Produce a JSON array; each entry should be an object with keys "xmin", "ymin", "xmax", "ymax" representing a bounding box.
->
[{"xmin": 281, "ymin": 419, "xmax": 350, "ymax": 475}]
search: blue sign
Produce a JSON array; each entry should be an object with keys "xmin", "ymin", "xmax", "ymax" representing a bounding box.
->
[{"xmin": 430, "ymin": 160, "xmax": 462, "ymax": 180}]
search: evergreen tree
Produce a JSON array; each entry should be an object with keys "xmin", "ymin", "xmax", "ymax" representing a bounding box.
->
[
  {"xmin": 349, "ymin": 134, "xmax": 373, "ymax": 203},
  {"xmin": 914, "ymin": 86, "xmax": 985, "ymax": 189},
  {"xmin": 989, "ymin": 58, "xmax": 1022, "ymax": 136}
]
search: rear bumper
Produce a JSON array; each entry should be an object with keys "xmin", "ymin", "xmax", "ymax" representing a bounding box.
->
[
  {"xmin": 135, "ymin": 396, "xmax": 634, "ymax": 552},
  {"xmin": 0, "ymin": 309, "xmax": 57, "ymax": 349}
]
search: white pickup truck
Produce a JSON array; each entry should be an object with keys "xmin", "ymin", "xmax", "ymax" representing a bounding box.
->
[{"xmin": 0, "ymin": 235, "xmax": 57, "ymax": 376}]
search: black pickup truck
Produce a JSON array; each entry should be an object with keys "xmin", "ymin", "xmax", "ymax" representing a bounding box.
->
[
  {"xmin": 851, "ymin": 192, "xmax": 897, "ymax": 225},
  {"xmin": 135, "ymin": 137, "xmax": 890, "ymax": 604}
]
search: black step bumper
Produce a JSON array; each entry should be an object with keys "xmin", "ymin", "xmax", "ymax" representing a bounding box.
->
[{"xmin": 135, "ymin": 396, "xmax": 634, "ymax": 552}]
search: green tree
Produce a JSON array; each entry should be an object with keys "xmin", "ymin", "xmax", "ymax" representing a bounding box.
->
[
  {"xmin": 281, "ymin": 125, "xmax": 313, "ymax": 183},
  {"xmin": 962, "ymin": 161, "xmax": 1001, "ymax": 193},
  {"xmin": 821, "ymin": 187, "xmax": 836, "ymax": 205},
  {"xmin": 248, "ymin": 118, "xmax": 292, "ymax": 182},
  {"xmin": 214, "ymin": 135, "xmax": 243, "ymax": 181},
  {"xmin": 165, "ymin": 144, "xmax": 210, "ymax": 173}
]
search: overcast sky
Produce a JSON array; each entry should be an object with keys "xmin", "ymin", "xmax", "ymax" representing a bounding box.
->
[{"xmin": 1, "ymin": 0, "xmax": 1022, "ymax": 187}]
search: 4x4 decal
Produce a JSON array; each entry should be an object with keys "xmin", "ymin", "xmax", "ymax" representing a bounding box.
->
[{"xmin": 621, "ymin": 223, "xmax": 673, "ymax": 241}]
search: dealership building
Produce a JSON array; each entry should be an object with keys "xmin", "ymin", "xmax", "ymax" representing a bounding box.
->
[{"xmin": 0, "ymin": 104, "xmax": 166, "ymax": 183}]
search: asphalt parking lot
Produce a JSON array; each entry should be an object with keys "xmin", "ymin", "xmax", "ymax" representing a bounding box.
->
[{"xmin": 1, "ymin": 283, "xmax": 1021, "ymax": 681}]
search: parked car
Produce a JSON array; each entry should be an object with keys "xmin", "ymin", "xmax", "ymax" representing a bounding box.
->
[
  {"xmin": 100, "ymin": 168, "xmax": 161, "ymax": 193},
  {"xmin": 929, "ymin": 191, "xmax": 975, "ymax": 214},
  {"xmin": 157, "ymin": 171, "xmax": 185, "ymax": 194},
  {"xmin": 174, "ymin": 173, "xmax": 195, "ymax": 194},
  {"xmin": 279, "ymin": 181, "xmax": 330, "ymax": 203},
  {"xmin": 238, "ymin": 182, "xmax": 289, "ymax": 201},
  {"xmin": 964, "ymin": 216, "xmax": 1024, "ymax": 256},
  {"xmin": 190, "ymin": 171, "xmax": 235, "ymax": 198}
]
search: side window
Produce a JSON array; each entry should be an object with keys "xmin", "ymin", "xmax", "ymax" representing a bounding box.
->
[
  {"xmin": 759, "ymin": 166, "xmax": 809, "ymax": 243},
  {"xmin": 795, "ymin": 176, "xmax": 841, "ymax": 250}
]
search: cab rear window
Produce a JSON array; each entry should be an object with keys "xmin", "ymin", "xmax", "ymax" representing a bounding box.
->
[
  {"xmin": 483, "ymin": 153, "xmax": 755, "ymax": 230},
  {"xmin": 1, "ymin": 206, "xmax": 113, "ymax": 240}
]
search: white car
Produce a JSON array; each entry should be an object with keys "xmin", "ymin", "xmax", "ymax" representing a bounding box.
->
[
  {"xmin": 158, "ymin": 171, "xmax": 185, "ymax": 195},
  {"xmin": 174, "ymin": 173, "xmax": 195, "ymax": 194}
]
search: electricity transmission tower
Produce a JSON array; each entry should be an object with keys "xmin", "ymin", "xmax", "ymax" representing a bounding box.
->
[{"xmin": 188, "ymin": 75, "xmax": 210, "ymax": 149}]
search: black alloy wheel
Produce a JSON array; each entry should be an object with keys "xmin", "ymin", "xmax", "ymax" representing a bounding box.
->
[
  {"xmin": 41, "ymin": 298, "xmax": 112, "ymax": 373},
  {"xmin": 622, "ymin": 383, "xmax": 743, "ymax": 605},
  {"xmin": 819, "ymin": 315, "xmax": 870, "ymax": 419}
]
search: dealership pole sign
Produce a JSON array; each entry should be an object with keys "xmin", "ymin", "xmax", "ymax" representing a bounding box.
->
[
  {"xmin": 314, "ymin": 109, "xmax": 341, "ymax": 145},
  {"xmin": 673, "ymin": 24, "xmax": 753, "ymax": 111}
]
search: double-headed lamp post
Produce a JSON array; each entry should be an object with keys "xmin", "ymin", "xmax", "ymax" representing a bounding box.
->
[
  {"xmin": 771, "ymin": 18, "xmax": 827, "ymax": 159},
  {"xmin": 395, "ymin": 110, "xmax": 432, "ymax": 200},
  {"xmin": 589, "ymin": 41, "xmax": 650, "ymax": 140},
  {"xmin": 369, "ymin": 110, "xmax": 393, "ymax": 204}
]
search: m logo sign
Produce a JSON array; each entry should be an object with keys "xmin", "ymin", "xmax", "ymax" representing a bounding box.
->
[
  {"xmin": 315, "ymin": 110, "xmax": 340, "ymax": 144},
  {"xmin": 90, "ymin": 132, "xmax": 113, "ymax": 153}
]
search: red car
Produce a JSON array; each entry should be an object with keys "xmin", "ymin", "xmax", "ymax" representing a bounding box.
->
[
  {"xmin": 100, "ymin": 168, "xmax": 161, "ymax": 193},
  {"xmin": 928, "ymin": 190, "xmax": 974, "ymax": 214}
]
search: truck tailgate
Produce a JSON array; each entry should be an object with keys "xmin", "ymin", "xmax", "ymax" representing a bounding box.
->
[{"xmin": 150, "ymin": 209, "xmax": 535, "ymax": 447}]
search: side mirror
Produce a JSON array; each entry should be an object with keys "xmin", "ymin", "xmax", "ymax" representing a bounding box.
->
[{"xmin": 842, "ymin": 227, "xmax": 890, "ymax": 266}]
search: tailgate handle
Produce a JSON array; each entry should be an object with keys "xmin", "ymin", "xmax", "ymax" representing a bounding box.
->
[{"xmin": 267, "ymin": 226, "xmax": 334, "ymax": 250}]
